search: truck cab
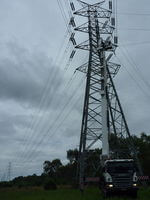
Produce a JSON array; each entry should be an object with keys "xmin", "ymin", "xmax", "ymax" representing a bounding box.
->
[{"xmin": 101, "ymin": 159, "xmax": 138, "ymax": 198}]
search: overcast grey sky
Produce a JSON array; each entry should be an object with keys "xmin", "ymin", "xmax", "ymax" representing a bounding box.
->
[{"xmin": 0, "ymin": 0, "xmax": 150, "ymax": 180}]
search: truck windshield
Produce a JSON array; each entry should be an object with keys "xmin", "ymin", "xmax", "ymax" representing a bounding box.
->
[{"xmin": 107, "ymin": 162, "xmax": 135, "ymax": 174}]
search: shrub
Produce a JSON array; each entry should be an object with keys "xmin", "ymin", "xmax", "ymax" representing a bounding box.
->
[{"xmin": 0, "ymin": 181, "xmax": 13, "ymax": 188}]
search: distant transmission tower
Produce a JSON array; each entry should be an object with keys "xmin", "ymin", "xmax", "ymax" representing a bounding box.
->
[{"xmin": 71, "ymin": 0, "xmax": 143, "ymax": 189}]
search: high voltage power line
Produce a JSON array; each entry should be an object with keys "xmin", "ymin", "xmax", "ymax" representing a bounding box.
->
[
  {"xmin": 13, "ymin": 5, "xmax": 150, "ymax": 177},
  {"xmin": 116, "ymin": 55, "xmax": 150, "ymax": 100},
  {"xmin": 119, "ymin": 28, "xmax": 150, "ymax": 32},
  {"xmin": 11, "ymin": 0, "xmax": 75, "ymax": 165},
  {"xmin": 13, "ymin": 76, "xmax": 85, "ymax": 173},
  {"xmin": 120, "ymin": 41, "xmax": 150, "ymax": 47},
  {"xmin": 17, "ymin": 68, "xmax": 79, "ymax": 159},
  {"xmin": 13, "ymin": 18, "xmax": 78, "ymax": 170},
  {"xmin": 57, "ymin": 0, "xmax": 71, "ymax": 34},
  {"xmin": 3, "ymin": 0, "xmax": 150, "ymax": 179},
  {"xmin": 19, "ymin": 56, "xmax": 89, "ymax": 165},
  {"xmin": 13, "ymin": 70, "xmax": 79, "ymax": 165},
  {"xmin": 20, "ymin": 76, "xmax": 84, "ymax": 163},
  {"xmin": 119, "ymin": 45, "xmax": 150, "ymax": 91},
  {"xmin": 117, "ymin": 12, "xmax": 150, "ymax": 16}
]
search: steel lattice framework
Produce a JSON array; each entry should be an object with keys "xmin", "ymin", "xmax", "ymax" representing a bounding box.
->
[{"xmin": 73, "ymin": 0, "xmax": 142, "ymax": 188}]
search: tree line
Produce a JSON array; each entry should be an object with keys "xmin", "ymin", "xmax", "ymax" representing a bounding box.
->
[{"xmin": 0, "ymin": 132, "xmax": 150, "ymax": 188}]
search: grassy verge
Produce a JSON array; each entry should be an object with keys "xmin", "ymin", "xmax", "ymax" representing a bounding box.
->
[{"xmin": 0, "ymin": 187, "xmax": 150, "ymax": 200}]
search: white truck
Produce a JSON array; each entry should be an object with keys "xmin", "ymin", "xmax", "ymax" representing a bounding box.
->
[{"xmin": 100, "ymin": 159, "xmax": 138, "ymax": 198}]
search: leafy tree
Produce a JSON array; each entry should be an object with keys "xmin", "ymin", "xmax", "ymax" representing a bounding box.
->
[
  {"xmin": 133, "ymin": 133, "xmax": 150, "ymax": 175},
  {"xmin": 67, "ymin": 149, "xmax": 78, "ymax": 164},
  {"xmin": 43, "ymin": 159, "xmax": 62, "ymax": 177},
  {"xmin": 1, "ymin": 132, "xmax": 150, "ymax": 189}
]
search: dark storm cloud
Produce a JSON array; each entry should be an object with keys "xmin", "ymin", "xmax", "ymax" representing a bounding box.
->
[
  {"xmin": 0, "ymin": 120, "xmax": 16, "ymax": 140},
  {"xmin": 0, "ymin": 41, "xmax": 64, "ymax": 108},
  {"xmin": 0, "ymin": 0, "xmax": 149, "ymax": 179},
  {"xmin": 0, "ymin": 38, "xmax": 67, "ymax": 178}
]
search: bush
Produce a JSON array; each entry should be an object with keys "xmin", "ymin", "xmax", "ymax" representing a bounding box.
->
[
  {"xmin": 0, "ymin": 181, "xmax": 13, "ymax": 188},
  {"xmin": 43, "ymin": 179, "xmax": 57, "ymax": 190}
]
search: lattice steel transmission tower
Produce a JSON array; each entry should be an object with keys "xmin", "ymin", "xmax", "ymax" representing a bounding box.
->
[{"xmin": 72, "ymin": 0, "xmax": 142, "ymax": 188}]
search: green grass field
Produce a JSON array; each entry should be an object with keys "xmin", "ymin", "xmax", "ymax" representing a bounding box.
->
[{"xmin": 0, "ymin": 187, "xmax": 150, "ymax": 200}]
